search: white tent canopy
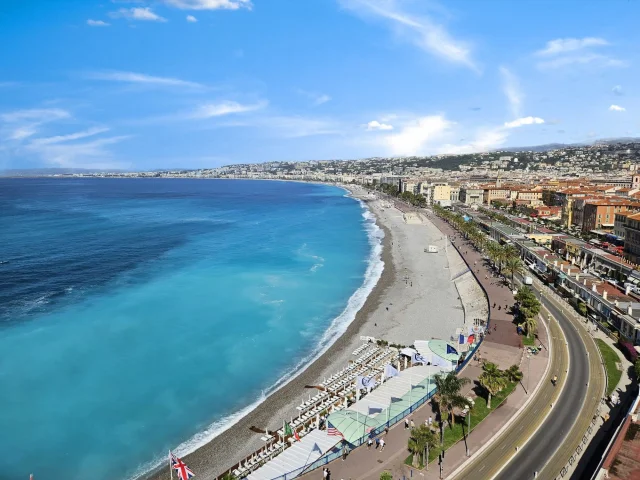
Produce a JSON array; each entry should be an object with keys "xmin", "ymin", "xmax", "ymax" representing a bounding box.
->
[
  {"xmin": 246, "ymin": 429, "xmax": 340, "ymax": 480},
  {"xmin": 347, "ymin": 364, "xmax": 445, "ymax": 418}
]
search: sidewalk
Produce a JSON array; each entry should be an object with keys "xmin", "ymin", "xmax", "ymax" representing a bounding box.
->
[{"xmin": 298, "ymin": 208, "xmax": 550, "ymax": 480}]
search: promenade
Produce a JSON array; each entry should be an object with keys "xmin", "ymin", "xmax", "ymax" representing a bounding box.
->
[{"xmin": 298, "ymin": 206, "xmax": 550, "ymax": 480}]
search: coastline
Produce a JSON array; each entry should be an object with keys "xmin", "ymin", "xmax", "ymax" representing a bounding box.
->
[
  {"xmin": 144, "ymin": 184, "xmax": 471, "ymax": 480},
  {"xmin": 144, "ymin": 185, "xmax": 394, "ymax": 480}
]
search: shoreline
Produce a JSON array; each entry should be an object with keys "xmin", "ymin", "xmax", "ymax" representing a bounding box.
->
[
  {"xmin": 144, "ymin": 186, "xmax": 395, "ymax": 480},
  {"xmin": 144, "ymin": 185, "xmax": 473, "ymax": 480}
]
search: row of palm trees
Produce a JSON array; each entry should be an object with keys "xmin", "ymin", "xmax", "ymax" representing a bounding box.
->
[
  {"xmin": 432, "ymin": 205, "xmax": 539, "ymax": 338},
  {"xmin": 406, "ymin": 364, "xmax": 522, "ymax": 468}
]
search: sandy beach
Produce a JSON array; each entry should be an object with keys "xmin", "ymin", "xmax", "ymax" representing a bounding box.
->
[{"xmin": 146, "ymin": 186, "xmax": 480, "ymax": 480}]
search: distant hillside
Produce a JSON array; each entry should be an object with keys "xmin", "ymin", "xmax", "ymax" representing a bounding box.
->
[{"xmin": 0, "ymin": 168, "xmax": 126, "ymax": 177}]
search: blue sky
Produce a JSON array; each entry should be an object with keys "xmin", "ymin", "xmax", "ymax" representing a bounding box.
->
[{"xmin": 1, "ymin": 0, "xmax": 639, "ymax": 170}]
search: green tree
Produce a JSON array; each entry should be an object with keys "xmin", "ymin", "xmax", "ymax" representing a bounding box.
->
[
  {"xmin": 380, "ymin": 472, "xmax": 393, "ymax": 480},
  {"xmin": 515, "ymin": 286, "xmax": 541, "ymax": 321},
  {"xmin": 503, "ymin": 256, "xmax": 525, "ymax": 286},
  {"xmin": 521, "ymin": 316, "xmax": 538, "ymax": 338},
  {"xmin": 577, "ymin": 301, "xmax": 587, "ymax": 317},
  {"xmin": 478, "ymin": 362, "xmax": 507, "ymax": 409},
  {"xmin": 433, "ymin": 371, "xmax": 471, "ymax": 437},
  {"xmin": 505, "ymin": 364, "xmax": 523, "ymax": 383},
  {"xmin": 220, "ymin": 474, "xmax": 237, "ymax": 480},
  {"xmin": 635, "ymin": 359, "xmax": 640, "ymax": 381}
]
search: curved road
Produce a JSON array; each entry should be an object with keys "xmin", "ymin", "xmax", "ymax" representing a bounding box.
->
[{"xmin": 454, "ymin": 281, "xmax": 604, "ymax": 480}]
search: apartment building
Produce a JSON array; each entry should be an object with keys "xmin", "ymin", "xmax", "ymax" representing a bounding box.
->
[
  {"xmin": 582, "ymin": 200, "xmax": 640, "ymax": 233},
  {"xmin": 615, "ymin": 212, "xmax": 633, "ymax": 239},
  {"xmin": 459, "ymin": 187, "xmax": 484, "ymax": 206},
  {"xmin": 482, "ymin": 186, "xmax": 510, "ymax": 205},
  {"xmin": 625, "ymin": 213, "xmax": 640, "ymax": 263}
]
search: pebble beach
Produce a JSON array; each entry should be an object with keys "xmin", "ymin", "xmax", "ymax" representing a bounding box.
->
[{"xmin": 146, "ymin": 186, "xmax": 484, "ymax": 480}]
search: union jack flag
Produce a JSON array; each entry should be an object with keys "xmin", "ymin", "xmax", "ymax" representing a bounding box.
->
[
  {"xmin": 170, "ymin": 451, "xmax": 195, "ymax": 480},
  {"xmin": 327, "ymin": 421, "xmax": 343, "ymax": 437}
]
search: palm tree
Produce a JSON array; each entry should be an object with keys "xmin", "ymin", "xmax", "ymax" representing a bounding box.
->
[
  {"xmin": 505, "ymin": 364, "xmax": 523, "ymax": 383},
  {"xmin": 408, "ymin": 425, "xmax": 439, "ymax": 469},
  {"xmin": 478, "ymin": 362, "xmax": 507, "ymax": 409},
  {"xmin": 522, "ymin": 316, "xmax": 538, "ymax": 338},
  {"xmin": 433, "ymin": 371, "xmax": 471, "ymax": 445},
  {"xmin": 503, "ymin": 256, "xmax": 525, "ymax": 286}
]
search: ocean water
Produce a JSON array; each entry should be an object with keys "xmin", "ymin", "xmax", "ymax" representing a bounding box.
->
[{"xmin": 0, "ymin": 178, "xmax": 383, "ymax": 480}]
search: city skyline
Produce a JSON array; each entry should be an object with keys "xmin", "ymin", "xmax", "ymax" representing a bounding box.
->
[{"xmin": 1, "ymin": 0, "xmax": 639, "ymax": 171}]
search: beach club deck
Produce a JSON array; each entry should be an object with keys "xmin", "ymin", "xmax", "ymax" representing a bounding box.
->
[
  {"xmin": 246, "ymin": 429, "xmax": 341, "ymax": 480},
  {"xmin": 328, "ymin": 364, "xmax": 446, "ymax": 443}
]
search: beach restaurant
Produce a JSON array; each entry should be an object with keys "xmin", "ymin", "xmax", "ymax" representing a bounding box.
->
[{"xmin": 245, "ymin": 363, "xmax": 446, "ymax": 480}]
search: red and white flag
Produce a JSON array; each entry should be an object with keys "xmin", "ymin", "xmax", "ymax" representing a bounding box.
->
[{"xmin": 170, "ymin": 451, "xmax": 195, "ymax": 480}]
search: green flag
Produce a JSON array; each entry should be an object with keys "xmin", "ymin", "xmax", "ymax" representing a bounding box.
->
[{"xmin": 284, "ymin": 422, "xmax": 293, "ymax": 436}]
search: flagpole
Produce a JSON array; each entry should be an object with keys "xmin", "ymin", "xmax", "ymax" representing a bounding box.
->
[{"xmin": 169, "ymin": 450, "xmax": 173, "ymax": 480}]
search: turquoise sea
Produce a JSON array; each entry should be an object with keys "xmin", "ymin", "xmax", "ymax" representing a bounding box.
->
[{"xmin": 0, "ymin": 178, "xmax": 382, "ymax": 480}]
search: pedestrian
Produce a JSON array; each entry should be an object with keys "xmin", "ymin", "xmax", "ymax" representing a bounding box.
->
[
  {"xmin": 404, "ymin": 418, "xmax": 409, "ymax": 429},
  {"xmin": 375, "ymin": 437, "xmax": 380, "ymax": 449},
  {"xmin": 380, "ymin": 438, "xmax": 386, "ymax": 451},
  {"xmin": 323, "ymin": 468, "xmax": 328, "ymax": 480},
  {"xmin": 342, "ymin": 445, "xmax": 348, "ymax": 460},
  {"xmin": 410, "ymin": 418, "xmax": 415, "ymax": 428},
  {"xmin": 327, "ymin": 469, "xmax": 332, "ymax": 480},
  {"xmin": 367, "ymin": 438, "xmax": 373, "ymax": 449},
  {"xmin": 428, "ymin": 415, "xmax": 433, "ymax": 426},
  {"xmin": 498, "ymin": 305, "xmax": 501, "ymax": 310},
  {"xmin": 384, "ymin": 426, "xmax": 389, "ymax": 435}
]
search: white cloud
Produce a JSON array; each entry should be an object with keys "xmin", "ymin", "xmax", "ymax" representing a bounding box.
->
[
  {"xmin": 535, "ymin": 37, "xmax": 609, "ymax": 56},
  {"xmin": 537, "ymin": 54, "xmax": 626, "ymax": 70},
  {"xmin": 296, "ymin": 89, "xmax": 332, "ymax": 106},
  {"xmin": 29, "ymin": 127, "xmax": 110, "ymax": 146},
  {"xmin": 163, "ymin": 0, "xmax": 252, "ymax": 10},
  {"xmin": 612, "ymin": 85, "xmax": 623, "ymax": 95},
  {"xmin": 0, "ymin": 108, "xmax": 128, "ymax": 169},
  {"xmin": 188, "ymin": 100, "xmax": 267, "ymax": 119},
  {"xmin": 366, "ymin": 120, "xmax": 393, "ymax": 131},
  {"xmin": 186, "ymin": 15, "xmax": 198, "ymax": 22},
  {"xmin": 87, "ymin": 19, "xmax": 110, "ymax": 27},
  {"xmin": 109, "ymin": 7, "xmax": 167, "ymax": 22},
  {"xmin": 85, "ymin": 70, "xmax": 204, "ymax": 89},
  {"xmin": 384, "ymin": 115, "xmax": 454, "ymax": 156},
  {"xmin": 504, "ymin": 116, "xmax": 545, "ymax": 128},
  {"xmin": 436, "ymin": 127, "xmax": 508, "ymax": 155},
  {"xmin": 24, "ymin": 135, "xmax": 131, "ymax": 169},
  {"xmin": 1, "ymin": 108, "xmax": 70, "ymax": 123},
  {"xmin": 609, "ymin": 104, "xmax": 626, "ymax": 112},
  {"xmin": 499, "ymin": 66, "xmax": 522, "ymax": 118},
  {"xmin": 1, "ymin": 108, "xmax": 71, "ymax": 141},
  {"xmin": 339, "ymin": 0, "xmax": 477, "ymax": 71}
]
